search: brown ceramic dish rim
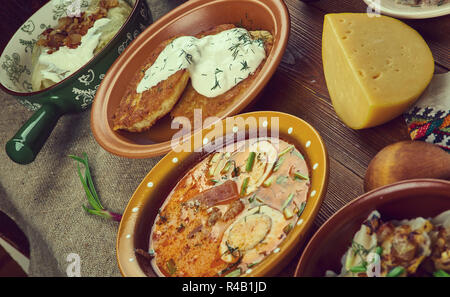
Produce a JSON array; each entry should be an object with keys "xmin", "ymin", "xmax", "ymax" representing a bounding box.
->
[
  {"xmin": 90, "ymin": 0, "xmax": 290, "ymax": 159},
  {"xmin": 116, "ymin": 111, "xmax": 330, "ymax": 277},
  {"xmin": 294, "ymin": 178, "xmax": 450, "ymax": 277},
  {"xmin": 0, "ymin": 0, "xmax": 142, "ymax": 97}
]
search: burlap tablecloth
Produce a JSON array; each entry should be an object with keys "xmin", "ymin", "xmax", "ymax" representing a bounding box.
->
[{"xmin": 0, "ymin": 0, "xmax": 184, "ymax": 277}]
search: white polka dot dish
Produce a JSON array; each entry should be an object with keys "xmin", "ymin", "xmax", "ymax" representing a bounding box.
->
[{"xmin": 116, "ymin": 111, "xmax": 329, "ymax": 277}]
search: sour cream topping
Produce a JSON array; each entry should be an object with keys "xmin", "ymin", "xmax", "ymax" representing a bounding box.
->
[
  {"xmin": 38, "ymin": 18, "xmax": 111, "ymax": 83},
  {"xmin": 136, "ymin": 28, "xmax": 267, "ymax": 98}
]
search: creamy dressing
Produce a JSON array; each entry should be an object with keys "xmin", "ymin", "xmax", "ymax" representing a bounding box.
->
[
  {"xmin": 38, "ymin": 18, "xmax": 111, "ymax": 83},
  {"xmin": 136, "ymin": 28, "xmax": 267, "ymax": 98}
]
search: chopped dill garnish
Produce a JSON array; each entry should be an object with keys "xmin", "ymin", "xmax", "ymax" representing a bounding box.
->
[
  {"xmin": 160, "ymin": 58, "xmax": 167, "ymax": 71},
  {"xmin": 240, "ymin": 60, "xmax": 250, "ymax": 71},
  {"xmin": 211, "ymin": 68, "xmax": 223, "ymax": 90},
  {"xmin": 234, "ymin": 77, "xmax": 244, "ymax": 84},
  {"xmin": 185, "ymin": 53, "xmax": 193, "ymax": 64},
  {"xmin": 179, "ymin": 49, "xmax": 194, "ymax": 65},
  {"xmin": 229, "ymin": 43, "xmax": 240, "ymax": 60}
]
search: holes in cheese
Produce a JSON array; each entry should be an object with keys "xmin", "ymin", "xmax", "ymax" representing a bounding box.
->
[{"xmin": 322, "ymin": 13, "xmax": 434, "ymax": 129}]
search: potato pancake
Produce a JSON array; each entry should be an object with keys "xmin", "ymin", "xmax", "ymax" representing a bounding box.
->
[
  {"xmin": 112, "ymin": 25, "xmax": 273, "ymax": 132},
  {"xmin": 112, "ymin": 37, "xmax": 189, "ymax": 132},
  {"xmin": 112, "ymin": 24, "xmax": 235, "ymax": 132}
]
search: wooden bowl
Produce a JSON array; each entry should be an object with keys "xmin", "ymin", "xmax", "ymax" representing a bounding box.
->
[
  {"xmin": 116, "ymin": 111, "xmax": 329, "ymax": 276},
  {"xmin": 91, "ymin": 0, "xmax": 290, "ymax": 159},
  {"xmin": 295, "ymin": 179, "xmax": 450, "ymax": 277}
]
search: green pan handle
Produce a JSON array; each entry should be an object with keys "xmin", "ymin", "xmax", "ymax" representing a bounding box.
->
[{"xmin": 6, "ymin": 103, "xmax": 62, "ymax": 165}]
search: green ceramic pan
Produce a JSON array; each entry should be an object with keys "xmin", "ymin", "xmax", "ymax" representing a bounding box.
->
[{"xmin": 0, "ymin": 0, "xmax": 152, "ymax": 164}]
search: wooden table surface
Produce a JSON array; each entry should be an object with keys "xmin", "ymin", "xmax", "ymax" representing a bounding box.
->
[
  {"xmin": 257, "ymin": 0, "xmax": 449, "ymax": 276},
  {"xmin": 0, "ymin": 0, "xmax": 448, "ymax": 276}
]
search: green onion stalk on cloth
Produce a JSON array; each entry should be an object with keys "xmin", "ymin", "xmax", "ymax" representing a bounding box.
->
[{"xmin": 69, "ymin": 153, "xmax": 122, "ymax": 222}]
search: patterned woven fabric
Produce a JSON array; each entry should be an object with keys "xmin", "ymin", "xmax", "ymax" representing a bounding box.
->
[
  {"xmin": 404, "ymin": 107, "xmax": 450, "ymax": 152},
  {"xmin": 404, "ymin": 73, "xmax": 450, "ymax": 152}
]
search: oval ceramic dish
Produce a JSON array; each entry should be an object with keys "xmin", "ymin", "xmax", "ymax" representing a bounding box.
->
[
  {"xmin": 295, "ymin": 179, "xmax": 450, "ymax": 277},
  {"xmin": 91, "ymin": 0, "xmax": 290, "ymax": 159},
  {"xmin": 116, "ymin": 111, "xmax": 329, "ymax": 277},
  {"xmin": 363, "ymin": 0, "xmax": 450, "ymax": 19},
  {"xmin": 0, "ymin": 0, "xmax": 152, "ymax": 164}
]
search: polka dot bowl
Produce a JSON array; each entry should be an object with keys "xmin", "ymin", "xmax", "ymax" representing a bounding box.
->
[{"xmin": 116, "ymin": 111, "xmax": 329, "ymax": 276}]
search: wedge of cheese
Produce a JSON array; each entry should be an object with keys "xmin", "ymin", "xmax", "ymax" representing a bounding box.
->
[{"xmin": 322, "ymin": 13, "xmax": 434, "ymax": 129}]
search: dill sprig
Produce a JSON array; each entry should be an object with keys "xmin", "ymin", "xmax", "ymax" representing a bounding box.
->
[
  {"xmin": 211, "ymin": 68, "xmax": 223, "ymax": 90},
  {"xmin": 229, "ymin": 43, "xmax": 241, "ymax": 60},
  {"xmin": 179, "ymin": 49, "xmax": 193, "ymax": 65},
  {"xmin": 240, "ymin": 60, "xmax": 250, "ymax": 71}
]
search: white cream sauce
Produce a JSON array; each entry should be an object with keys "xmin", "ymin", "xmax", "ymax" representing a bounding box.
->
[
  {"xmin": 38, "ymin": 17, "xmax": 111, "ymax": 83},
  {"xmin": 136, "ymin": 28, "xmax": 267, "ymax": 98}
]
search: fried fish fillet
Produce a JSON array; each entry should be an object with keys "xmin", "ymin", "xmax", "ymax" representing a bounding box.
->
[{"xmin": 170, "ymin": 30, "xmax": 273, "ymax": 124}]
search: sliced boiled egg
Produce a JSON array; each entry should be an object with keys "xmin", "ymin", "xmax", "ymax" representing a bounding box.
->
[{"xmin": 220, "ymin": 205, "xmax": 286, "ymax": 264}]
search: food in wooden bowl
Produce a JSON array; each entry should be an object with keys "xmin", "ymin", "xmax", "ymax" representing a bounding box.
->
[
  {"xmin": 116, "ymin": 111, "xmax": 329, "ymax": 277},
  {"xmin": 322, "ymin": 13, "xmax": 434, "ymax": 129},
  {"xmin": 295, "ymin": 179, "xmax": 450, "ymax": 277},
  {"xmin": 327, "ymin": 209, "xmax": 450, "ymax": 277},
  {"xmin": 91, "ymin": 0, "xmax": 290, "ymax": 159}
]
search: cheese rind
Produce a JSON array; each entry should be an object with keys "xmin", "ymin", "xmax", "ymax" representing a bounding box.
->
[{"xmin": 322, "ymin": 13, "xmax": 434, "ymax": 129}]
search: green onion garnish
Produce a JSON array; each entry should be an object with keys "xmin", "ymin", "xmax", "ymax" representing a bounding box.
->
[
  {"xmin": 279, "ymin": 145, "xmax": 295, "ymax": 157},
  {"xmin": 69, "ymin": 153, "xmax": 122, "ymax": 222},
  {"xmin": 386, "ymin": 266, "xmax": 405, "ymax": 277},
  {"xmin": 221, "ymin": 161, "xmax": 232, "ymax": 174},
  {"xmin": 246, "ymin": 152, "xmax": 256, "ymax": 172},
  {"xmin": 240, "ymin": 177, "xmax": 250, "ymax": 196},
  {"xmin": 281, "ymin": 193, "xmax": 294, "ymax": 210},
  {"xmin": 294, "ymin": 171, "xmax": 309, "ymax": 181},
  {"xmin": 375, "ymin": 246, "xmax": 383, "ymax": 255},
  {"xmin": 296, "ymin": 202, "xmax": 306, "ymax": 217},
  {"xmin": 433, "ymin": 269, "xmax": 450, "ymax": 277},
  {"xmin": 293, "ymin": 149, "xmax": 304, "ymax": 160},
  {"xmin": 349, "ymin": 264, "xmax": 367, "ymax": 273},
  {"xmin": 273, "ymin": 155, "xmax": 286, "ymax": 172},
  {"xmin": 247, "ymin": 261, "xmax": 260, "ymax": 268},
  {"xmin": 224, "ymin": 268, "xmax": 241, "ymax": 277}
]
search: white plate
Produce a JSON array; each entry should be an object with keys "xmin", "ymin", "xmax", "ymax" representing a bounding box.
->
[{"xmin": 363, "ymin": 0, "xmax": 450, "ymax": 19}]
